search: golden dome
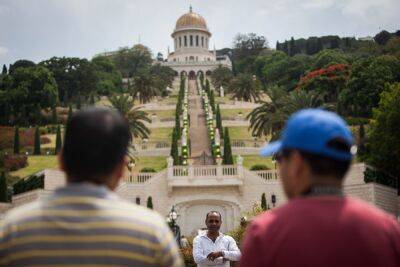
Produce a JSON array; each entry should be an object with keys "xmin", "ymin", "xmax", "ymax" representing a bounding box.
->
[{"xmin": 175, "ymin": 7, "xmax": 208, "ymax": 30}]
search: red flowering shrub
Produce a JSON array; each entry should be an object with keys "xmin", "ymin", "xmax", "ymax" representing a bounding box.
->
[
  {"xmin": 4, "ymin": 155, "xmax": 28, "ymax": 171},
  {"xmin": 0, "ymin": 126, "xmax": 50, "ymax": 149},
  {"xmin": 297, "ymin": 64, "xmax": 351, "ymax": 102}
]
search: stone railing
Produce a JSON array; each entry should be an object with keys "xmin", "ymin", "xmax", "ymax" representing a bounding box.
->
[
  {"xmin": 133, "ymin": 140, "xmax": 171, "ymax": 151},
  {"xmin": 124, "ymin": 172, "xmax": 157, "ymax": 183},
  {"xmin": 171, "ymin": 165, "xmax": 238, "ymax": 179},
  {"xmin": 231, "ymin": 139, "xmax": 265, "ymax": 148},
  {"xmin": 252, "ymin": 170, "xmax": 279, "ymax": 181}
]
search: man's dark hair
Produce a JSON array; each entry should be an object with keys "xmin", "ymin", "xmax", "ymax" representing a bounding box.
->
[
  {"xmin": 206, "ymin": 211, "xmax": 222, "ymax": 221},
  {"xmin": 281, "ymin": 138, "xmax": 352, "ymax": 180},
  {"xmin": 62, "ymin": 107, "xmax": 131, "ymax": 184}
]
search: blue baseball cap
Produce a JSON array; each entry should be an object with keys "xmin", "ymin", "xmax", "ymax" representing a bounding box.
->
[{"xmin": 260, "ymin": 109, "xmax": 354, "ymax": 161}]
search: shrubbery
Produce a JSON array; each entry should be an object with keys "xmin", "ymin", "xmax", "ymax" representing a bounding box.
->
[
  {"xmin": 250, "ymin": 164, "xmax": 270, "ymax": 171},
  {"xmin": 12, "ymin": 173, "xmax": 45, "ymax": 195},
  {"xmin": 3, "ymin": 155, "xmax": 28, "ymax": 172}
]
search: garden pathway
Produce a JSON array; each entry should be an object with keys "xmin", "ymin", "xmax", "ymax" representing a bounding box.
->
[{"xmin": 188, "ymin": 79, "xmax": 213, "ymax": 165}]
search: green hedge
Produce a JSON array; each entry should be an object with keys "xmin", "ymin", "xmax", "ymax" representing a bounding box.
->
[
  {"xmin": 364, "ymin": 167, "xmax": 397, "ymax": 189},
  {"xmin": 250, "ymin": 164, "xmax": 270, "ymax": 171},
  {"xmin": 345, "ymin": 117, "xmax": 370, "ymax": 126}
]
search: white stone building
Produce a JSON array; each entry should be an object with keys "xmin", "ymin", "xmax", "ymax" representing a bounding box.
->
[
  {"xmin": 161, "ymin": 7, "xmax": 232, "ymax": 78},
  {"xmin": 1, "ymin": 162, "xmax": 399, "ymax": 237}
]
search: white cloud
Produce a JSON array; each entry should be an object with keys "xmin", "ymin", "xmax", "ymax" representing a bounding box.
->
[{"xmin": 0, "ymin": 46, "xmax": 8, "ymax": 56}]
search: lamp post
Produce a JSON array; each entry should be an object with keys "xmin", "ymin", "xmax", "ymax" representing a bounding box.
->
[{"xmin": 167, "ymin": 206, "xmax": 181, "ymax": 247}]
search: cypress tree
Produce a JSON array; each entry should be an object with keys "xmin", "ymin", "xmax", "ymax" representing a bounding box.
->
[
  {"xmin": 147, "ymin": 196, "xmax": 153, "ymax": 209},
  {"xmin": 2, "ymin": 64, "xmax": 7, "ymax": 75},
  {"xmin": 77, "ymin": 94, "xmax": 82, "ymax": 110},
  {"xmin": 261, "ymin": 193, "xmax": 267, "ymax": 211},
  {"xmin": 13, "ymin": 126, "xmax": 20, "ymax": 154},
  {"xmin": 210, "ymin": 90, "xmax": 215, "ymax": 112},
  {"xmin": 358, "ymin": 124, "xmax": 366, "ymax": 157},
  {"xmin": 0, "ymin": 172, "xmax": 7, "ymax": 202},
  {"xmin": 34, "ymin": 104, "xmax": 42, "ymax": 125},
  {"xmin": 67, "ymin": 106, "xmax": 73, "ymax": 125},
  {"xmin": 206, "ymin": 79, "xmax": 211, "ymax": 97},
  {"xmin": 55, "ymin": 125, "xmax": 62, "ymax": 154},
  {"xmin": 34, "ymin": 126, "xmax": 41, "ymax": 155},
  {"xmin": 90, "ymin": 94, "xmax": 95, "ymax": 105},
  {"xmin": 52, "ymin": 106, "xmax": 58, "ymax": 124},
  {"xmin": 216, "ymin": 105, "xmax": 223, "ymax": 135},
  {"xmin": 223, "ymin": 127, "xmax": 233, "ymax": 164}
]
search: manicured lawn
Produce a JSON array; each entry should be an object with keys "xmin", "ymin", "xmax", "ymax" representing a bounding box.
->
[
  {"xmin": 42, "ymin": 134, "xmax": 56, "ymax": 148},
  {"xmin": 149, "ymin": 127, "xmax": 173, "ymax": 140},
  {"xmin": 236, "ymin": 155, "xmax": 275, "ymax": 170},
  {"xmin": 133, "ymin": 156, "xmax": 167, "ymax": 172},
  {"xmin": 221, "ymin": 109, "xmax": 253, "ymax": 118},
  {"xmin": 10, "ymin": 155, "xmax": 59, "ymax": 178},
  {"xmin": 227, "ymin": 127, "xmax": 254, "ymax": 140},
  {"xmin": 149, "ymin": 110, "xmax": 175, "ymax": 119}
]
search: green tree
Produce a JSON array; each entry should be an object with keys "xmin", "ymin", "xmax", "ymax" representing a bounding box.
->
[
  {"xmin": 374, "ymin": 30, "xmax": 392, "ymax": 46},
  {"xmin": 357, "ymin": 124, "xmax": 366, "ymax": 158},
  {"xmin": 209, "ymin": 90, "xmax": 215, "ymax": 112},
  {"xmin": 67, "ymin": 106, "xmax": 73, "ymax": 125},
  {"xmin": 55, "ymin": 125, "xmax": 62, "ymax": 154},
  {"xmin": 223, "ymin": 127, "xmax": 233, "ymax": 164},
  {"xmin": 366, "ymin": 83, "xmax": 400, "ymax": 177},
  {"xmin": 132, "ymin": 70, "xmax": 159, "ymax": 103},
  {"xmin": 91, "ymin": 56, "xmax": 123, "ymax": 95},
  {"xmin": 9, "ymin": 59, "xmax": 35, "ymax": 74},
  {"xmin": 52, "ymin": 106, "xmax": 58, "ymax": 124},
  {"xmin": 261, "ymin": 193, "xmax": 267, "ymax": 211},
  {"xmin": 109, "ymin": 94, "xmax": 151, "ymax": 138},
  {"xmin": 34, "ymin": 126, "xmax": 41, "ymax": 155},
  {"xmin": 210, "ymin": 65, "xmax": 233, "ymax": 92},
  {"xmin": 7, "ymin": 66, "xmax": 58, "ymax": 123},
  {"xmin": 216, "ymin": 104, "xmax": 223, "ymax": 135},
  {"xmin": 312, "ymin": 49, "xmax": 348, "ymax": 70},
  {"xmin": 13, "ymin": 126, "xmax": 20, "ymax": 154},
  {"xmin": 248, "ymin": 86, "xmax": 325, "ymax": 139},
  {"xmin": 150, "ymin": 64, "xmax": 175, "ymax": 97},
  {"xmin": 229, "ymin": 74, "xmax": 261, "ymax": 102},
  {"xmin": 112, "ymin": 44, "xmax": 153, "ymax": 78},
  {"xmin": 338, "ymin": 57, "xmax": 396, "ymax": 117},
  {"xmin": 2, "ymin": 64, "xmax": 6, "ymax": 75},
  {"xmin": 147, "ymin": 196, "xmax": 153, "ymax": 209},
  {"xmin": 39, "ymin": 57, "xmax": 97, "ymax": 104},
  {"xmin": 0, "ymin": 172, "xmax": 7, "ymax": 202}
]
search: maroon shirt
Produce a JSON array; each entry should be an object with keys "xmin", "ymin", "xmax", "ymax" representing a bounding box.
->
[{"xmin": 240, "ymin": 196, "xmax": 400, "ymax": 267}]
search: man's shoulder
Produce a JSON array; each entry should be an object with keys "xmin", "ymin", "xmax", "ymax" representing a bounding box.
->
[
  {"xmin": 250, "ymin": 196, "xmax": 399, "ymax": 232},
  {"xmin": 3, "ymin": 201, "xmax": 42, "ymax": 224}
]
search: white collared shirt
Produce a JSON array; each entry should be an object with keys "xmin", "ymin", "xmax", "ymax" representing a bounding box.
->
[{"xmin": 193, "ymin": 232, "xmax": 241, "ymax": 267}]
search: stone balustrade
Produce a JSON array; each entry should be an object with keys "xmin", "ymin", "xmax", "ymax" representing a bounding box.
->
[
  {"xmin": 252, "ymin": 170, "xmax": 279, "ymax": 181},
  {"xmin": 124, "ymin": 172, "xmax": 157, "ymax": 183}
]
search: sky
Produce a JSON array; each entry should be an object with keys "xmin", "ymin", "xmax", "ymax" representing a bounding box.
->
[{"xmin": 0, "ymin": 0, "xmax": 399, "ymax": 66}]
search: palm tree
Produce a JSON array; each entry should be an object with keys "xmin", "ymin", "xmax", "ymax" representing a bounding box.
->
[
  {"xmin": 109, "ymin": 94, "xmax": 151, "ymax": 139},
  {"xmin": 131, "ymin": 70, "xmax": 159, "ymax": 104},
  {"xmin": 247, "ymin": 86, "xmax": 327, "ymax": 140},
  {"xmin": 229, "ymin": 74, "xmax": 261, "ymax": 102}
]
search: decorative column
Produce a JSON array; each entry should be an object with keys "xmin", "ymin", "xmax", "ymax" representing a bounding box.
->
[
  {"xmin": 216, "ymin": 157, "xmax": 223, "ymax": 180},
  {"xmin": 236, "ymin": 155, "xmax": 244, "ymax": 195},
  {"xmin": 167, "ymin": 156, "xmax": 174, "ymax": 179}
]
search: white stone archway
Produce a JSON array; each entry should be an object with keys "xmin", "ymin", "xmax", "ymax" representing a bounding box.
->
[{"xmin": 174, "ymin": 199, "xmax": 241, "ymax": 236}]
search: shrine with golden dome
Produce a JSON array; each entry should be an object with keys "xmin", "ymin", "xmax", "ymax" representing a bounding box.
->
[{"xmin": 162, "ymin": 6, "xmax": 232, "ymax": 78}]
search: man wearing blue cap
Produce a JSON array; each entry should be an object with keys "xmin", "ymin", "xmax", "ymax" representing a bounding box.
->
[{"xmin": 240, "ymin": 109, "xmax": 400, "ymax": 267}]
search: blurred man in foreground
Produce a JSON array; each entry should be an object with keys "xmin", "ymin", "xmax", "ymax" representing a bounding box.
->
[
  {"xmin": 0, "ymin": 107, "xmax": 183, "ymax": 267},
  {"xmin": 193, "ymin": 211, "xmax": 241, "ymax": 266},
  {"xmin": 240, "ymin": 109, "xmax": 400, "ymax": 267}
]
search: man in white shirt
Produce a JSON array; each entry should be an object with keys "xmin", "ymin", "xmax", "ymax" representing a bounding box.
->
[{"xmin": 193, "ymin": 211, "xmax": 241, "ymax": 266}]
